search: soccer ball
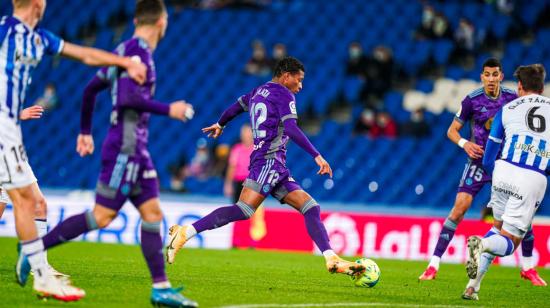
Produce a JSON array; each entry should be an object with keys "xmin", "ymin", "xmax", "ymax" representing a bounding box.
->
[{"xmin": 350, "ymin": 258, "xmax": 380, "ymax": 288}]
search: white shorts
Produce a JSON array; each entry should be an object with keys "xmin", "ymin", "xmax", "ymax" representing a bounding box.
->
[
  {"xmin": 488, "ymin": 160, "xmax": 547, "ymax": 238},
  {"xmin": 0, "ymin": 117, "xmax": 37, "ymax": 190},
  {"xmin": 0, "ymin": 185, "xmax": 9, "ymax": 204}
]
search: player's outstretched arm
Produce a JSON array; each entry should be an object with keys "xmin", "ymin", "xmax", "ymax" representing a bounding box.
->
[
  {"xmin": 116, "ymin": 78, "xmax": 193, "ymax": 120},
  {"xmin": 203, "ymin": 101, "xmax": 246, "ymax": 139},
  {"xmin": 61, "ymin": 42, "xmax": 147, "ymax": 85},
  {"xmin": 447, "ymin": 119, "xmax": 484, "ymax": 159},
  {"xmin": 19, "ymin": 105, "xmax": 44, "ymax": 121},
  {"xmin": 283, "ymin": 119, "xmax": 332, "ymax": 177}
]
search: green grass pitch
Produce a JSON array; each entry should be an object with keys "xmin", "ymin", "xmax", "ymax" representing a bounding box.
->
[{"xmin": 0, "ymin": 237, "xmax": 548, "ymax": 307}]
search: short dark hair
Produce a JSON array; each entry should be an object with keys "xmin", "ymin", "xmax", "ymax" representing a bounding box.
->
[
  {"xmin": 482, "ymin": 57, "xmax": 502, "ymax": 71},
  {"xmin": 514, "ymin": 64, "xmax": 546, "ymax": 93},
  {"xmin": 12, "ymin": 0, "xmax": 31, "ymax": 8},
  {"xmin": 135, "ymin": 0, "xmax": 166, "ymax": 26},
  {"xmin": 273, "ymin": 56, "xmax": 305, "ymax": 77}
]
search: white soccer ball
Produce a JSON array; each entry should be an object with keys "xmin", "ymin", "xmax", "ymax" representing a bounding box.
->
[{"xmin": 350, "ymin": 258, "xmax": 380, "ymax": 288}]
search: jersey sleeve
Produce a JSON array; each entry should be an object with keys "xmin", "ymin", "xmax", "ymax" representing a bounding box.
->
[
  {"xmin": 455, "ymin": 96, "xmax": 473, "ymax": 124},
  {"xmin": 488, "ymin": 109, "xmax": 504, "ymax": 143},
  {"xmin": 482, "ymin": 109, "xmax": 504, "ymax": 172},
  {"xmin": 237, "ymin": 88, "xmax": 256, "ymax": 112},
  {"xmin": 39, "ymin": 29, "xmax": 64, "ymax": 55},
  {"xmin": 275, "ymin": 91, "xmax": 298, "ymax": 122}
]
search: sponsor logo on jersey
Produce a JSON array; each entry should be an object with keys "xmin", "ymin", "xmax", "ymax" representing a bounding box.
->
[{"xmin": 514, "ymin": 142, "xmax": 550, "ymax": 158}]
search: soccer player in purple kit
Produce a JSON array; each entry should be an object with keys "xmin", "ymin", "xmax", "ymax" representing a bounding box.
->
[
  {"xmin": 419, "ymin": 58, "xmax": 547, "ymax": 286},
  {"xmin": 17, "ymin": 0, "xmax": 198, "ymax": 306},
  {"xmin": 166, "ymin": 57, "xmax": 366, "ymax": 278}
]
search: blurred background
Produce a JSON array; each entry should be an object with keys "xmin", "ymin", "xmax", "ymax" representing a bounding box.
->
[{"xmin": 3, "ymin": 0, "xmax": 550, "ymax": 217}]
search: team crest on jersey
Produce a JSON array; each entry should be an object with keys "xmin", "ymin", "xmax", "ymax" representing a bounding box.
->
[
  {"xmin": 262, "ymin": 184, "xmax": 270, "ymax": 193},
  {"xmin": 34, "ymin": 35, "xmax": 42, "ymax": 47},
  {"xmin": 121, "ymin": 183, "xmax": 130, "ymax": 196},
  {"xmin": 465, "ymin": 178, "xmax": 473, "ymax": 186},
  {"xmin": 289, "ymin": 101, "xmax": 297, "ymax": 114},
  {"xmin": 484, "ymin": 117, "xmax": 494, "ymax": 130}
]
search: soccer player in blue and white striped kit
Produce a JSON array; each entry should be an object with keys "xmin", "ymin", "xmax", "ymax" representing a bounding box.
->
[
  {"xmin": 1, "ymin": 0, "xmax": 146, "ymax": 301},
  {"xmin": 463, "ymin": 64, "xmax": 549, "ymax": 300}
]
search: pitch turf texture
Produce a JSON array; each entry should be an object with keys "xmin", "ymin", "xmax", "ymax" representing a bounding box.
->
[{"xmin": 0, "ymin": 237, "xmax": 547, "ymax": 307}]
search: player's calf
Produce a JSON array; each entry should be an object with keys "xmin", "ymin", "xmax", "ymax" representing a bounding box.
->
[{"xmin": 166, "ymin": 202, "xmax": 254, "ymax": 264}]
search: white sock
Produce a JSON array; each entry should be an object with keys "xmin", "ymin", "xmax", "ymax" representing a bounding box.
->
[
  {"xmin": 185, "ymin": 225, "xmax": 197, "ymax": 239},
  {"xmin": 467, "ymin": 252, "xmax": 495, "ymax": 291},
  {"xmin": 21, "ymin": 239, "xmax": 46, "ymax": 278},
  {"xmin": 428, "ymin": 256, "xmax": 441, "ymax": 270},
  {"xmin": 35, "ymin": 219, "xmax": 49, "ymax": 265},
  {"xmin": 482, "ymin": 234, "xmax": 514, "ymax": 257},
  {"xmin": 521, "ymin": 256, "xmax": 534, "ymax": 271},
  {"xmin": 153, "ymin": 281, "xmax": 172, "ymax": 289},
  {"xmin": 322, "ymin": 249, "xmax": 337, "ymax": 260}
]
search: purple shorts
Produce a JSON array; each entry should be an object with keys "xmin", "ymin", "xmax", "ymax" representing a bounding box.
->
[
  {"xmin": 95, "ymin": 153, "xmax": 159, "ymax": 211},
  {"xmin": 244, "ymin": 158, "xmax": 302, "ymax": 203},
  {"xmin": 457, "ymin": 160, "xmax": 491, "ymax": 197}
]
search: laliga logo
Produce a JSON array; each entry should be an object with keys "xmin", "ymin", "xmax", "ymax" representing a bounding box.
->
[{"xmin": 322, "ymin": 213, "xmax": 360, "ymax": 256}]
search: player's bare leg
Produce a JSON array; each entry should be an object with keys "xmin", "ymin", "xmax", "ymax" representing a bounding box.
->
[
  {"xmin": 283, "ymin": 190, "xmax": 365, "ymax": 276},
  {"xmin": 0, "ymin": 202, "xmax": 6, "ymax": 218},
  {"xmin": 420, "ymin": 192, "xmax": 472, "ymax": 280},
  {"xmin": 10, "ymin": 185, "xmax": 84, "ymax": 302},
  {"xmin": 166, "ymin": 187, "xmax": 264, "ymax": 264}
]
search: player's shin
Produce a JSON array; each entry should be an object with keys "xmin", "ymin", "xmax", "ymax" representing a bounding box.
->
[
  {"xmin": 430, "ymin": 217, "xmax": 458, "ymax": 268},
  {"xmin": 301, "ymin": 201, "xmax": 331, "ymax": 256},
  {"xmin": 42, "ymin": 211, "xmax": 99, "ymax": 249},
  {"xmin": 520, "ymin": 228, "xmax": 535, "ymax": 270},
  {"xmin": 35, "ymin": 218, "xmax": 48, "ymax": 261},
  {"xmin": 140, "ymin": 221, "xmax": 169, "ymax": 287},
  {"xmin": 466, "ymin": 252, "xmax": 495, "ymax": 291}
]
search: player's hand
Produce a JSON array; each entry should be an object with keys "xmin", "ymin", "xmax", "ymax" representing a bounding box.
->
[
  {"xmin": 464, "ymin": 142, "xmax": 484, "ymax": 159},
  {"xmin": 19, "ymin": 105, "xmax": 44, "ymax": 121},
  {"xmin": 76, "ymin": 134, "xmax": 95, "ymax": 157},
  {"xmin": 202, "ymin": 123, "xmax": 224, "ymax": 139},
  {"xmin": 125, "ymin": 57, "xmax": 147, "ymax": 85},
  {"xmin": 314, "ymin": 155, "xmax": 332, "ymax": 178},
  {"xmin": 169, "ymin": 101, "xmax": 194, "ymax": 121},
  {"xmin": 224, "ymin": 181, "xmax": 233, "ymax": 197}
]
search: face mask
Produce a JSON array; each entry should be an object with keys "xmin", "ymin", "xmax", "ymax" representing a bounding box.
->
[{"xmin": 349, "ymin": 48, "xmax": 361, "ymax": 59}]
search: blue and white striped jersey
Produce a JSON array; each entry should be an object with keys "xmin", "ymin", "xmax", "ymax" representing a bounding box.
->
[
  {"xmin": 487, "ymin": 94, "xmax": 550, "ymax": 174},
  {"xmin": 0, "ymin": 15, "xmax": 64, "ymax": 123}
]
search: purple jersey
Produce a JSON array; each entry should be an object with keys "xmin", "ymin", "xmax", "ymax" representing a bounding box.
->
[
  {"xmin": 97, "ymin": 37, "xmax": 156, "ymax": 159},
  {"xmin": 238, "ymin": 82, "xmax": 298, "ymax": 166},
  {"xmin": 455, "ymin": 86, "xmax": 517, "ymax": 164},
  {"xmin": 455, "ymin": 86, "xmax": 517, "ymax": 196}
]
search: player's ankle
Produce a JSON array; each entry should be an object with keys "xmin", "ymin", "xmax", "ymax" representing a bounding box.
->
[
  {"xmin": 185, "ymin": 225, "xmax": 197, "ymax": 239},
  {"xmin": 322, "ymin": 249, "xmax": 337, "ymax": 260}
]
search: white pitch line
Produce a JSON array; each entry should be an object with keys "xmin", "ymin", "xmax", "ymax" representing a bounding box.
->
[{"xmin": 220, "ymin": 303, "xmax": 481, "ymax": 308}]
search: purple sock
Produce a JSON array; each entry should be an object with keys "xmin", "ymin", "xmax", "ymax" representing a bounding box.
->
[
  {"xmin": 302, "ymin": 203, "xmax": 331, "ymax": 253},
  {"xmin": 433, "ymin": 218, "xmax": 458, "ymax": 257},
  {"xmin": 42, "ymin": 211, "xmax": 98, "ymax": 250},
  {"xmin": 192, "ymin": 202, "xmax": 251, "ymax": 233},
  {"xmin": 141, "ymin": 221, "xmax": 167, "ymax": 283},
  {"xmin": 521, "ymin": 228, "xmax": 534, "ymax": 257}
]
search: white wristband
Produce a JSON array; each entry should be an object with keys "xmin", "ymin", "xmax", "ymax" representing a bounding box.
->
[
  {"xmin": 215, "ymin": 123, "xmax": 224, "ymax": 129},
  {"xmin": 458, "ymin": 138, "xmax": 468, "ymax": 148}
]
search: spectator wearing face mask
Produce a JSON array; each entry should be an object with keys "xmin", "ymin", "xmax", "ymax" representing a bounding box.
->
[
  {"xmin": 346, "ymin": 41, "xmax": 368, "ymax": 78},
  {"xmin": 400, "ymin": 108, "xmax": 431, "ymax": 138},
  {"xmin": 244, "ymin": 40, "xmax": 272, "ymax": 76},
  {"xmin": 416, "ymin": 4, "xmax": 435, "ymax": 40},
  {"xmin": 269, "ymin": 43, "xmax": 287, "ymax": 70}
]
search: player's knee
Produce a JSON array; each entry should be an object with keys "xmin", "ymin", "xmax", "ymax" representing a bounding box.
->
[
  {"xmin": 299, "ymin": 198, "xmax": 319, "ymax": 215},
  {"xmin": 141, "ymin": 208, "xmax": 163, "ymax": 223},
  {"xmin": 34, "ymin": 196, "xmax": 47, "ymax": 217},
  {"xmin": 93, "ymin": 210, "xmax": 117, "ymax": 228},
  {"xmin": 236, "ymin": 200, "xmax": 256, "ymax": 218}
]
